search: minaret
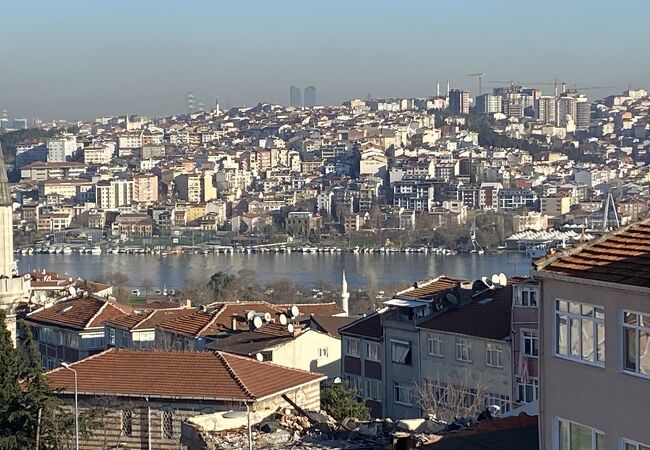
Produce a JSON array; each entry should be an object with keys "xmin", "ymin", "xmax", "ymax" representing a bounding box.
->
[
  {"xmin": 341, "ymin": 270, "xmax": 350, "ymax": 317},
  {"xmin": 0, "ymin": 143, "xmax": 14, "ymax": 278},
  {"xmin": 436, "ymin": 80, "xmax": 440, "ymax": 97},
  {"xmin": 446, "ymin": 79, "xmax": 450, "ymax": 95}
]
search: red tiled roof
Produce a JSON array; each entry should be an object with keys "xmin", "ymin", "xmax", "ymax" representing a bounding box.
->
[
  {"xmin": 398, "ymin": 276, "xmax": 462, "ymax": 300},
  {"xmin": 309, "ymin": 315, "xmax": 356, "ymax": 338},
  {"xmin": 26, "ymin": 296, "xmax": 133, "ymax": 330},
  {"xmin": 417, "ymin": 283, "xmax": 514, "ymax": 340},
  {"xmin": 536, "ymin": 219, "xmax": 650, "ymax": 287},
  {"xmin": 45, "ymin": 348, "xmax": 325, "ymax": 401},
  {"xmin": 105, "ymin": 308, "xmax": 196, "ymax": 331}
]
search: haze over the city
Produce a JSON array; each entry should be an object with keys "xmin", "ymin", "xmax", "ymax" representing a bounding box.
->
[{"xmin": 1, "ymin": 0, "xmax": 648, "ymax": 120}]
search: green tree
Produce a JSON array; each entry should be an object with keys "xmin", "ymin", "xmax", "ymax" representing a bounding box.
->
[
  {"xmin": 320, "ymin": 383, "xmax": 370, "ymax": 422},
  {"xmin": 0, "ymin": 310, "xmax": 21, "ymax": 449}
]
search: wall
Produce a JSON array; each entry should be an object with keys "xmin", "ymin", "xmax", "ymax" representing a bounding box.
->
[
  {"xmin": 539, "ymin": 277, "xmax": 650, "ymax": 449},
  {"xmin": 270, "ymin": 329, "xmax": 341, "ymax": 379}
]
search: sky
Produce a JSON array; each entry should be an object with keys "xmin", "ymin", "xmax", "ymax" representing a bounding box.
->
[{"xmin": 1, "ymin": 0, "xmax": 648, "ymax": 121}]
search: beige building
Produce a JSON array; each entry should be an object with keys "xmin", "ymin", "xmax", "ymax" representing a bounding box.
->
[
  {"xmin": 534, "ymin": 219, "xmax": 650, "ymax": 449},
  {"xmin": 133, "ymin": 173, "xmax": 159, "ymax": 204},
  {"xmin": 541, "ymin": 195, "xmax": 573, "ymax": 217},
  {"xmin": 45, "ymin": 348, "xmax": 325, "ymax": 450},
  {"xmin": 96, "ymin": 178, "xmax": 134, "ymax": 209}
]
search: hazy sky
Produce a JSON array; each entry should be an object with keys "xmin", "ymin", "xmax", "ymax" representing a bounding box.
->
[{"xmin": 1, "ymin": 0, "xmax": 648, "ymax": 121}]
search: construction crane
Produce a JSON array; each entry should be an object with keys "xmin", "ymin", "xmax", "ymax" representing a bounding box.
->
[{"xmin": 467, "ymin": 73, "xmax": 484, "ymax": 96}]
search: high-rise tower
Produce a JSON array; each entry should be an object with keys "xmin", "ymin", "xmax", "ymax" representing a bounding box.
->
[
  {"xmin": 290, "ymin": 86, "xmax": 302, "ymax": 107},
  {"xmin": 304, "ymin": 86, "xmax": 316, "ymax": 108}
]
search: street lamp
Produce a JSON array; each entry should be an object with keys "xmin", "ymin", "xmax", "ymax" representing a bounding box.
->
[{"xmin": 60, "ymin": 362, "xmax": 79, "ymax": 450}]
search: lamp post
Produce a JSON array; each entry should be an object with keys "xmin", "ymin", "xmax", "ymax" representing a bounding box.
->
[{"xmin": 60, "ymin": 363, "xmax": 79, "ymax": 450}]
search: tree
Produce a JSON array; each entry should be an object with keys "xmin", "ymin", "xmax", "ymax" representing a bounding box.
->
[
  {"xmin": 0, "ymin": 310, "xmax": 21, "ymax": 449},
  {"xmin": 320, "ymin": 383, "xmax": 370, "ymax": 422},
  {"xmin": 415, "ymin": 371, "xmax": 488, "ymax": 423},
  {"xmin": 267, "ymin": 278, "xmax": 298, "ymax": 304},
  {"xmin": 207, "ymin": 271, "xmax": 236, "ymax": 299},
  {"xmin": 180, "ymin": 276, "xmax": 215, "ymax": 305},
  {"xmin": 141, "ymin": 279, "xmax": 154, "ymax": 296}
]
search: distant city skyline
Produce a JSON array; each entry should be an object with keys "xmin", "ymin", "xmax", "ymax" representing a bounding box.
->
[{"xmin": 0, "ymin": 0, "xmax": 648, "ymax": 121}]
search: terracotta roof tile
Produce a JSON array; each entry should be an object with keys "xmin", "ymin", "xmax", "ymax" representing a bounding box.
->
[
  {"xmin": 26, "ymin": 297, "xmax": 133, "ymax": 330},
  {"xmin": 398, "ymin": 276, "xmax": 462, "ymax": 300},
  {"xmin": 45, "ymin": 348, "xmax": 325, "ymax": 401},
  {"xmin": 276, "ymin": 302, "xmax": 343, "ymax": 317},
  {"xmin": 106, "ymin": 308, "xmax": 196, "ymax": 331},
  {"xmin": 309, "ymin": 315, "xmax": 356, "ymax": 338},
  {"xmin": 536, "ymin": 218, "xmax": 650, "ymax": 287}
]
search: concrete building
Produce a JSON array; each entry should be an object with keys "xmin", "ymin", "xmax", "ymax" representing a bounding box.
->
[
  {"xmin": 133, "ymin": 173, "xmax": 159, "ymax": 204},
  {"xmin": 83, "ymin": 144, "xmax": 113, "ymax": 165},
  {"xmin": 536, "ymin": 96, "xmax": 557, "ymax": 124},
  {"xmin": 475, "ymin": 93, "xmax": 502, "ymax": 115},
  {"xmin": 449, "ymin": 90, "xmax": 470, "ymax": 115},
  {"xmin": 534, "ymin": 220, "xmax": 650, "ymax": 449},
  {"xmin": 47, "ymin": 134, "xmax": 78, "ymax": 162},
  {"xmin": 15, "ymin": 141, "xmax": 48, "ymax": 169},
  {"xmin": 96, "ymin": 178, "xmax": 134, "ymax": 209},
  {"xmin": 290, "ymin": 85, "xmax": 302, "ymax": 107},
  {"xmin": 540, "ymin": 195, "xmax": 573, "ymax": 217},
  {"xmin": 304, "ymin": 86, "xmax": 316, "ymax": 108}
]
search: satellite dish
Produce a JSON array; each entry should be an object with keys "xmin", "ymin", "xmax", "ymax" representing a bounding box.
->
[
  {"xmin": 499, "ymin": 273, "xmax": 508, "ymax": 286},
  {"xmin": 279, "ymin": 314, "xmax": 288, "ymax": 325},
  {"xmin": 69, "ymin": 286, "xmax": 77, "ymax": 297},
  {"xmin": 446, "ymin": 293, "xmax": 459, "ymax": 305},
  {"xmin": 482, "ymin": 276, "xmax": 495, "ymax": 289},
  {"xmin": 255, "ymin": 353, "xmax": 264, "ymax": 362},
  {"xmin": 246, "ymin": 310, "xmax": 256, "ymax": 321},
  {"xmin": 491, "ymin": 274, "xmax": 500, "ymax": 286},
  {"xmin": 287, "ymin": 323, "xmax": 295, "ymax": 333},
  {"xmin": 252, "ymin": 316, "xmax": 263, "ymax": 329},
  {"xmin": 289, "ymin": 305, "xmax": 300, "ymax": 318},
  {"xmin": 262, "ymin": 312, "xmax": 272, "ymax": 322}
]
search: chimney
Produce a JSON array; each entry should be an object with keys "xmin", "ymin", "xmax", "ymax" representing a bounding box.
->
[
  {"xmin": 184, "ymin": 299, "xmax": 192, "ymax": 308},
  {"xmin": 231, "ymin": 317, "xmax": 237, "ymax": 331}
]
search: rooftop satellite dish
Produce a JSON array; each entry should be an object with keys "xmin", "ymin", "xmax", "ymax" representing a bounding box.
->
[
  {"xmin": 255, "ymin": 353, "xmax": 264, "ymax": 362},
  {"xmin": 491, "ymin": 274, "xmax": 500, "ymax": 286},
  {"xmin": 499, "ymin": 273, "xmax": 507, "ymax": 286},
  {"xmin": 279, "ymin": 313, "xmax": 288, "ymax": 325},
  {"xmin": 289, "ymin": 305, "xmax": 300, "ymax": 318},
  {"xmin": 287, "ymin": 323, "xmax": 295, "ymax": 333},
  {"xmin": 446, "ymin": 293, "xmax": 459, "ymax": 305},
  {"xmin": 252, "ymin": 316, "xmax": 263, "ymax": 329},
  {"xmin": 246, "ymin": 310, "xmax": 256, "ymax": 321},
  {"xmin": 482, "ymin": 276, "xmax": 495, "ymax": 289},
  {"xmin": 69, "ymin": 286, "xmax": 77, "ymax": 297},
  {"xmin": 262, "ymin": 312, "xmax": 272, "ymax": 322}
]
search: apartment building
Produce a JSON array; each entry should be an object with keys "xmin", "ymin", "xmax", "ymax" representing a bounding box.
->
[
  {"xmin": 340, "ymin": 312, "xmax": 385, "ymax": 418},
  {"xmin": 96, "ymin": 178, "xmax": 134, "ymax": 209},
  {"xmin": 47, "ymin": 134, "xmax": 78, "ymax": 162},
  {"xmin": 534, "ymin": 219, "xmax": 650, "ymax": 449},
  {"xmin": 133, "ymin": 173, "xmax": 159, "ymax": 204}
]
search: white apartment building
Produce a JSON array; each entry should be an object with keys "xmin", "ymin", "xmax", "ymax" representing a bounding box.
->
[
  {"xmin": 96, "ymin": 179, "xmax": 134, "ymax": 209},
  {"xmin": 47, "ymin": 135, "xmax": 78, "ymax": 162}
]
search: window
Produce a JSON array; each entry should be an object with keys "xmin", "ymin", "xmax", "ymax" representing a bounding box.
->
[
  {"xmin": 161, "ymin": 410, "xmax": 174, "ymax": 439},
  {"xmin": 515, "ymin": 287, "xmax": 538, "ymax": 307},
  {"xmin": 108, "ymin": 328, "xmax": 116, "ymax": 346},
  {"xmin": 485, "ymin": 393, "xmax": 511, "ymax": 413},
  {"xmin": 517, "ymin": 377, "xmax": 538, "ymax": 403},
  {"xmin": 318, "ymin": 347, "xmax": 328, "ymax": 358},
  {"xmin": 555, "ymin": 300, "xmax": 605, "ymax": 365},
  {"xmin": 365, "ymin": 379, "xmax": 381, "ymax": 401},
  {"xmin": 394, "ymin": 382, "xmax": 413, "ymax": 405},
  {"xmin": 427, "ymin": 334, "xmax": 443, "ymax": 357},
  {"xmin": 623, "ymin": 439, "xmax": 650, "ymax": 450},
  {"xmin": 343, "ymin": 374, "xmax": 362, "ymax": 395},
  {"xmin": 456, "ymin": 338, "xmax": 472, "ymax": 362},
  {"xmin": 365, "ymin": 342, "xmax": 380, "ymax": 361},
  {"xmin": 557, "ymin": 418, "xmax": 605, "ymax": 450},
  {"xmin": 622, "ymin": 311, "xmax": 650, "ymax": 377},
  {"xmin": 521, "ymin": 330, "xmax": 539, "ymax": 357},
  {"xmin": 121, "ymin": 410, "xmax": 133, "ymax": 437},
  {"xmin": 345, "ymin": 338, "xmax": 360, "ymax": 357},
  {"xmin": 423, "ymin": 379, "xmax": 448, "ymax": 405},
  {"xmin": 486, "ymin": 343, "xmax": 503, "ymax": 368},
  {"xmin": 391, "ymin": 340, "xmax": 411, "ymax": 365}
]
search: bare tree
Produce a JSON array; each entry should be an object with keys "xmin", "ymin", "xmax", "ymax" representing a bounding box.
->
[
  {"xmin": 415, "ymin": 370, "xmax": 489, "ymax": 423},
  {"xmin": 141, "ymin": 279, "xmax": 154, "ymax": 296}
]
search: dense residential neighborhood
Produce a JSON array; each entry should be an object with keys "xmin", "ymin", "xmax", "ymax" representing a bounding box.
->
[{"xmin": 2, "ymin": 86, "xmax": 650, "ymax": 449}]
